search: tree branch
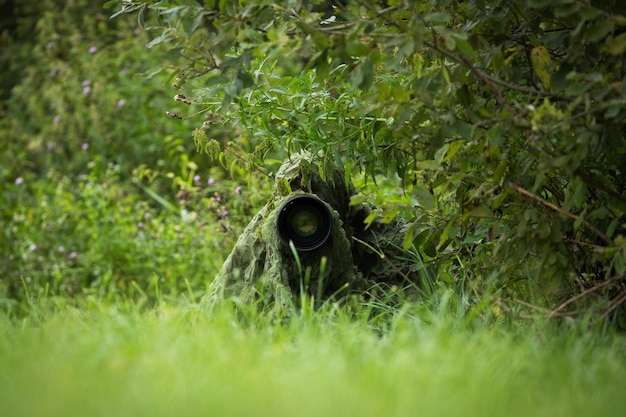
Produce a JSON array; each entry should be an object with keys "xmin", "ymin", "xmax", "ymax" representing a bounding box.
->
[
  {"xmin": 549, "ymin": 274, "xmax": 624, "ymax": 318},
  {"xmin": 508, "ymin": 182, "xmax": 612, "ymax": 245}
]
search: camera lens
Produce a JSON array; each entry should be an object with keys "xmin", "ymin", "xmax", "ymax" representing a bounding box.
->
[{"xmin": 276, "ymin": 195, "xmax": 332, "ymax": 252}]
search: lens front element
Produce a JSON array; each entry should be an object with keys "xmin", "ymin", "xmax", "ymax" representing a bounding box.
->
[{"xmin": 276, "ymin": 195, "xmax": 332, "ymax": 252}]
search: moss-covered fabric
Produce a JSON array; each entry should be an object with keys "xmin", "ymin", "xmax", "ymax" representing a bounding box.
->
[{"xmin": 207, "ymin": 152, "xmax": 417, "ymax": 314}]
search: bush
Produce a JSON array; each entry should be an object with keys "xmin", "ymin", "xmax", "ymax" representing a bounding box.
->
[{"xmin": 105, "ymin": 0, "xmax": 626, "ymax": 323}]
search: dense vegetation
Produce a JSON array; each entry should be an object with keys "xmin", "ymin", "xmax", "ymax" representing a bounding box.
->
[
  {"xmin": 1, "ymin": 0, "xmax": 267, "ymax": 308},
  {"xmin": 98, "ymin": 0, "xmax": 626, "ymax": 324},
  {"xmin": 1, "ymin": 2, "xmax": 626, "ymax": 415},
  {"xmin": 2, "ymin": 0, "xmax": 626, "ymax": 324}
]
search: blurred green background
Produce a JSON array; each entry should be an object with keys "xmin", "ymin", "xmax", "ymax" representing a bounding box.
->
[{"xmin": 0, "ymin": 0, "xmax": 269, "ymax": 309}]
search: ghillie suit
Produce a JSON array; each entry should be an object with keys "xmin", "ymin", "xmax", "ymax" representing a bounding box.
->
[{"xmin": 207, "ymin": 152, "xmax": 421, "ymax": 314}]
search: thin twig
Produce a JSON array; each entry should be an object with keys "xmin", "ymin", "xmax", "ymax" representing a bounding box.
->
[
  {"xmin": 479, "ymin": 70, "xmax": 574, "ymax": 101},
  {"xmin": 574, "ymin": 170, "xmax": 626, "ymax": 204},
  {"xmin": 549, "ymin": 274, "xmax": 623, "ymax": 318},
  {"xmin": 508, "ymin": 182, "xmax": 612, "ymax": 245},
  {"xmin": 600, "ymin": 289, "xmax": 626, "ymax": 321},
  {"xmin": 562, "ymin": 238, "xmax": 605, "ymax": 250},
  {"xmin": 351, "ymin": 235, "xmax": 411, "ymax": 284},
  {"xmin": 502, "ymin": 297, "xmax": 592, "ymax": 318}
]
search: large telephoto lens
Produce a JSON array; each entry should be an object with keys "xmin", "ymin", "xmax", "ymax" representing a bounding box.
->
[{"xmin": 276, "ymin": 195, "xmax": 332, "ymax": 252}]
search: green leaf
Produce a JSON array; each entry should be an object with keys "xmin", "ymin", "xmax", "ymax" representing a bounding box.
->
[
  {"xmin": 414, "ymin": 160, "xmax": 443, "ymax": 171},
  {"xmin": 363, "ymin": 208, "xmax": 381, "ymax": 227},
  {"xmin": 439, "ymin": 218, "xmax": 456, "ymax": 249},
  {"xmin": 235, "ymin": 69, "xmax": 254, "ymax": 89},
  {"xmin": 607, "ymin": 217, "xmax": 619, "ymax": 238},
  {"xmin": 424, "ymin": 12, "xmax": 451, "ymax": 24},
  {"xmin": 103, "ymin": 1, "xmax": 119, "ymax": 9},
  {"xmin": 531, "ymin": 46, "xmax": 551, "ymax": 89},
  {"xmin": 614, "ymin": 15, "xmax": 626, "ymax": 26},
  {"xmin": 412, "ymin": 229, "xmax": 431, "ymax": 247},
  {"xmin": 603, "ymin": 32, "xmax": 626, "ymax": 55},
  {"xmin": 573, "ymin": 208, "xmax": 587, "ymax": 231},
  {"xmin": 350, "ymin": 59, "xmax": 374, "ymax": 90},
  {"xmin": 550, "ymin": 64, "xmax": 570, "ymax": 92},
  {"xmin": 454, "ymin": 36, "xmax": 477, "ymax": 60},
  {"xmin": 554, "ymin": 2, "xmax": 580, "ymax": 18},
  {"xmin": 453, "ymin": 120, "xmax": 472, "ymax": 140},
  {"xmin": 349, "ymin": 194, "xmax": 368, "ymax": 206},
  {"xmin": 422, "ymin": 233, "xmax": 439, "ymax": 257},
  {"xmin": 586, "ymin": 19, "xmax": 614, "ymax": 43},
  {"xmin": 135, "ymin": 183, "xmax": 177, "ymax": 212},
  {"xmin": 345, "ymin": 40, "xmax": 371, "ymax": 57},
  {"xmin": 444, "ymin": 140, "xmax": 464, "ymax": 162},
  {"xmin": 570, "ymin": 177, "xmax": 587, "ymax": 210},
  {"xmin": 413, "ymin": 186, "xmax": 436, "ymax": 210},
  {"xmin": 580, "ymin": 6, "xmax": 602, "ymax": 21},
  {"xmin": 604, "ymin": 104, "xmax": 622, "ymax": 119},
  {"xmin": 434, "ymin": 144, "xmax": 449, "ymax": 164},
  {"xmin": 402, "ymin": 221, "xmax": 417, "ymax": 250}
]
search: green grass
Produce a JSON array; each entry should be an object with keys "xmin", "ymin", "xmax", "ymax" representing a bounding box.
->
[{"xmin": 1, "ymin": 299, "xmax": 625, "ymax": 417}]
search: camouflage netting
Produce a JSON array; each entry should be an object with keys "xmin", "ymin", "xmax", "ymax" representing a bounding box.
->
[{"xmin": 206, "ymin": 152, "xmax": 420, "ymax": 313}]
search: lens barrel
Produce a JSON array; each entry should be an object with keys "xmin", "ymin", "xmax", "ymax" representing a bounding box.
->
[{"xmin": 276, "ymin": 195, "xmax": 332, "ymax": 252}]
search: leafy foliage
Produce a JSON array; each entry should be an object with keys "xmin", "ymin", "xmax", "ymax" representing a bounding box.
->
[
  {"xmin": 0, "ymin": 0, "xmax": 198, "ymax": 179},
  {"xmin": 0, "ymin": 0, "xmax": 268, "ymax": 306},
  {"xmin": 105, "ymin": 0, "xmax": 626, "ymax": 323}
]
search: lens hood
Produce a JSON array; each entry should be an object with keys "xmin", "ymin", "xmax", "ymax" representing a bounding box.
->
[{"xmin": 276, "ymin": 194, "xmax": 332, "ymax": 252}]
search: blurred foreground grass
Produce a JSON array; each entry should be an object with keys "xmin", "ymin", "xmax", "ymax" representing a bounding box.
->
[{"xmin": 1, "ymin": 300, "xmax": 625, "ymax": 417}]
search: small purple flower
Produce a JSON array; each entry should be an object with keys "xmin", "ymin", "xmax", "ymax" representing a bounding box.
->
[
  {"xmin": 138, "ymin": 222, "xmax": 144, "ymax": 229},
  {"xmin": 81, "ymin": 80, "xmax": 90, "ymax": 87},
  {"xmin": 47, "ymin": 144, "xmax": 54, "ymax": 152},
  {"xmin": 235, "ymin": 186, "xmax": 242, "ymax": 194},
  {"xmin": 46, "ymin": 42, "xmax": 54, "ymax": 50},
  {"xmin": 58, "ymin": 246, "xmax": 66, "ymax": 253},
  {"xmin": 144, "ymin": 212, "xmax": 151, "ymax": 220},
  {"xmin": 222, "ymin": 209, "xmax": 229, "ymax": 218},
  {"xmin": 88, "ymin": 46, "xmax": 98, "ymax": 54},
  {"xmin": 15, "ymin": 177, "xmax": 23, "ymax": 185},
  {"xmin": 193, "ymin": 175, "xmax": 201, "ymax": 183},
  {"xmin": 53, "ymin": 115, "xmax": 61, "ymax": 124},
  {"xmin": 29, "ymin": 244, "xmax": 37, "ymax": 252},
  {"xmin": 68, "ymin": 251, "xmax": 77, "ymax": 260},
  {"xmin": 207, "ymin": 177, "xmax": 215, "ymax": 186},
  {"xmin": 81, "ymin": 143, "xmax": 90, "ymax": 151},
  {"xmin": 82, "ymin": 86, "xmax": 91, "ymax": 96},
  {"xmin": 117, "ymin": 99, "xmax": 126, "ymax": 107}
]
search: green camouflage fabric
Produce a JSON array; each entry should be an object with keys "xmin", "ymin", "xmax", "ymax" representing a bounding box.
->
[{"xmin": 206, "ymin": 152, "xmax": 418, "ymax": 314}]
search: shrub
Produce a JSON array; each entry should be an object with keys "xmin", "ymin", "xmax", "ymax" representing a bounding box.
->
[{"xmin": 105, "ymin": 0, "xmax": 626, "ymax": 323}]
